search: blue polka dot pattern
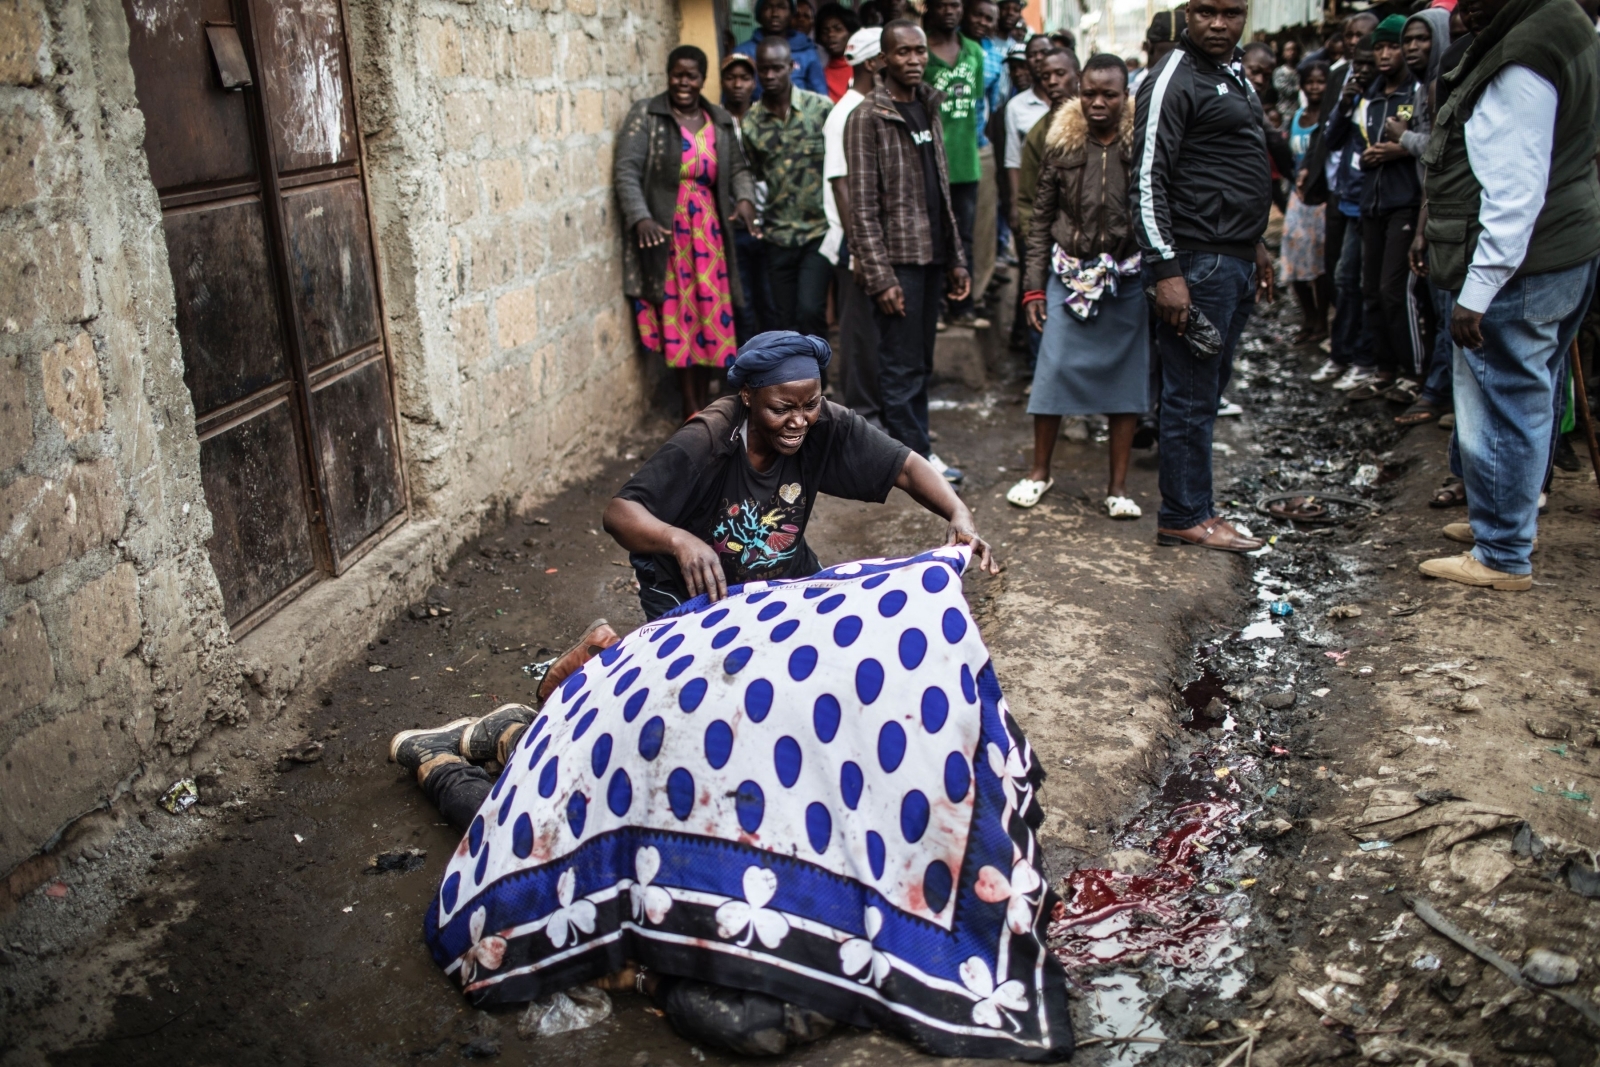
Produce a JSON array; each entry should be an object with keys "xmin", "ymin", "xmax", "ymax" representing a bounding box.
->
[
  {"xmin": 607, "ymin": 770, "xmax": 632, "ymax": 816},
  {"xmin": 440, "ymin": 871, "xmax": 460, "ymax": 912},
  {"xmin": 856, "ymin": 658, "xmax": 884, "ymax": 703},
  {"xmin": 788, "ymin": 645, "xmax": 818, "ymax": 680},
  {"xmin": 805, "ymin": 802, "xmax": 831, "ymax": 853},
  {"xmin": 724, "ymin": 646, "xmax": 754, "ymax": 674},
  {"xmin": 497, "ymin": 785, "xmax": 518, "ymax": 826},
  {"xmin": 745, "ymin": 678, "xmax": 774, "ymax": 721},
  {"xmin": 840, "ymin": 760, "xmax": 864, "ymax": 809},
  {"xmin": 898, "ymin": 628, "xmax": 927, "ymax": 670},
  {"xmin": 704, "ymin": 720, "xmax": 733, "ymax": 769},
  {"xmin": 526, "ymin": 734, "xmax": 551, "ymax": 770},
  {"xmin": 657, "ymin": 633, "xmax": 685, "ymax": 659},
  {"xmin": 813, "ymin": 693, "xmax": 841, "ymax": 743},
  {"xmin": 900, "ymin": 789, "xmax": 930, "ymax": 843},
  {"xmin": 565, "ymin": 690, "xmax": 590, "ymax": 720},
  {"xmin": 560, "ymin": 669, "xmax": 586, "ymax": 702},
  {"xmin": 833, "ymin": 615, "xmax": 863, "ymax": 646},
  {"xmin": 566, "ymin": 792, "xmax": 587, "ymax": 837},
  {"xmin": 711, "ymin": 626, "xmax": 740, "ymax": 649},
  {"xmin": 572, "ymin": 708, "xmax": 599, "ymax": 740},
  {"xmin": 921, "ymin": 687, "xmax": 949, "ymax": 733},
  {"xmin": 944, "ymin": 751, "xmax": 970, "ymax": 801},
  {"xmin": 878, "ymin": 721, "xmax": 906, "ymax": 772},
  {"xmin": 878, "ymin": 589, "xmax": 908, "ymax": 616},
  {"xmin": 648, "ymin": 621, "xmax": 676, "ymax": 641},
  {"xmin": 468, "ymin": 815, "xmax": 485, "ymax": 856},
  {"xmin": 862, "ymin": 573, "xmax": 889, "ymax": 589},
  {"xmin": 923, "ymin": 858, "xmax": 953, "ymax": 912},
  {"xmin": 701, "ymin": 608, "xmax": 729, "ymax": 628},
  {"xmin": 666, "ymin": 767, "xmax": 695, "ymax": 820},
  {"xmin": 666, "ymin": 655, "xmax": 694, "ymax": 679},
  {"xmin": 614, "ymin": 667, "xmax": 641, "ymax": 696},
  {"xmin": 679, "ymin": 677, "xmax": 708, "ymax": 712},
  {"xmin": 817, "ymin": 593, "xmax": 846, "ymax": 614},
  {"xmin": 623, "ymin": 689, "xmax": 649, "ymax": 722},
  {"xmin": 960, "ymin": 663, "xmax": 977, "ymax": 703},
  {"xmin": 735, "ymin": 780, "xmax": 765, "ymax": 832},
  {"xmin": 942, "ymin": 607, "xmax": 967, "ymax": 644},
  {"xmin": 599, "ymin": 643, "xmax": 624, "ymax": 666},
  {"xmin": 773, "ymin": 736, "xmax": 802, "ymax": 787},
  {"xmin": 922, "ymin": 565, "xmax": 950, "ymax": 593},
  {"xmin": 757, "ymin": 601, "xmax": 786, "ymax": 621},
  {"xmin": 591, "ymin": 735, "xmax": 612, "ymax": 778},
  {"xmin": 638, "ymin": 716, "xmax": 665, "ymax": 761},
  {"xmin": 511, "ymin": 813, "xmax": 533, "ymax": 859},
  {"xmin": 866, "ymin": 830, "xmax": 886, "ymax": 878},
  {"xmin": 771, "ymin": 619, "xmax": 800, "ymax": 642},
  {"xmin": 537, "ymin": 757, "xmax": 560, "ymax": 798}
]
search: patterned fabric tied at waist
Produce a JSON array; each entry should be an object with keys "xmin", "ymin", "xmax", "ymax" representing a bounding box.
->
[{"xmin": 1050, "ymin": 247, "xmax": 1143, "ymax": 321}]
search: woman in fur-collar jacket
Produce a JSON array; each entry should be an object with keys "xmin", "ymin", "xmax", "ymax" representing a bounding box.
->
[{"xmin": 1007, "ymin": 55, "xmax": 1150, "ymax": 520}]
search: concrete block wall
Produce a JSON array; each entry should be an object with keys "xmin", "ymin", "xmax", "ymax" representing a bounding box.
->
[
  {"xmin": 0, "ymin": 0, "xmax": 245, "ymax": 874},
  {"xmin": 344, "ymin": 0, "xmax": 674, "ymax": 522},
  {"xmin": 0, "ymin": 0, "xmax": 678, "ymax": 878}
]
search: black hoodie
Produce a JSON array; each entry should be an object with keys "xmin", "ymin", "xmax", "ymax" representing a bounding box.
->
[{"xmin": 1130, "ymin": 32, "xmax": 1274, "ymax": 278}]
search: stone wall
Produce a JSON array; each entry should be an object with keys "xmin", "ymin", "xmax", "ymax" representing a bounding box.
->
[{"xmin": 0, "ymin": 0, "xmax": 674, "ymax": 878}]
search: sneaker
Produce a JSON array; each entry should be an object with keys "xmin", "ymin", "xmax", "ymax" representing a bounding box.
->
[
  {"xmin": 1332, "ymin": 366, "xmax": 1377, "ymax": 392},
  {"xmin": 390, "ymin": 718, "xmax": 476, "ymax": 776},
  {"xmin": 461, "ymin": 702, "xmax": 536, "ymax": 763},
  {"xmin": 1309, "ymin": 359, "xmax": 1346, "ymax": 383},
  {"xmin": 1217, "ymin": 398, "xmax": 1244, "ymax": 417},
  {"xmin": 951, "ymin": 313, "xmax": 992, "ymax": 330},
  {"xmin": 537, "ymin": 619, "xmax": 621, "ymax": 704},
  {"xmin": 1419, "ymin": 552, "xmax": 1531, "ymax": 591},
  {"xmin": 927, "ymin": 453, "xmax": 964, "ymax": 484}
]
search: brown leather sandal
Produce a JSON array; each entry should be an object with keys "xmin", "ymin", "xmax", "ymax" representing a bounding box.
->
[{"xmin": 1156, "ymin": 518, "xmax": 1265, "ymax": 553}]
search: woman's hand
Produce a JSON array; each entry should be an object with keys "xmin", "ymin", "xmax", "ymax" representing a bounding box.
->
[
  {"xmin": 945, "ymin": 509, "xmax": 998, "ymax": 575},
  {"xmin": 734, "ymin": 199, "xmax": 762, "ymax": 239},
  {"xmin": 636, "ymin": 218, "xmax": 671, "ymax": 248},
  {"xmin": 1024, "ymin": 297, "xmax": 1047, "ymax": 333},
  {"xmin": 669, "ymin": 528, "xmax": 728, "ymax": 603}
]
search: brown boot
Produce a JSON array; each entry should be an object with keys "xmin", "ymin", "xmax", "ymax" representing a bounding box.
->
[{"xmin": 537, "ymin": 619, "xmax": 620, "ymax": 705}]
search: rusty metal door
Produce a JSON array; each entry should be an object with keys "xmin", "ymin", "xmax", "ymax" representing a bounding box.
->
[{"xmin": 123, "ymin": 0, "xmax": 406, "ymax": 634}]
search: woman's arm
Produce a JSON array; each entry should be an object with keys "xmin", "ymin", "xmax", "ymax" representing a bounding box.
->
[
  {"xmin": 614, "ymin": 101, "xmax": 658, "ymax": 231},
  {"xmin": 893, "ymin": 454, "xmax": 999, "ymax": 575},
  {"xmin": 603, "ymin": 497, "xmax": 729, "ymax": 603}
]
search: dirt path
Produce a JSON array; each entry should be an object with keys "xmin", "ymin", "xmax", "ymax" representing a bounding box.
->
[{"xmin": 6, "ymin": 302, "xmax": 1598, "ymax": 1067}]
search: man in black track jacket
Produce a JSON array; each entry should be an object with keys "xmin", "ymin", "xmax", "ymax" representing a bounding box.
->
[{"xmin": 1131, "ymin": 0, "xmax": 1273, "ymax": 554}]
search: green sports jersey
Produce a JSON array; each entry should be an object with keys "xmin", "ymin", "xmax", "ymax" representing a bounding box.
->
[{"xmin": 924, "ymin": 35, "xmax": 985, "ymax": 185}]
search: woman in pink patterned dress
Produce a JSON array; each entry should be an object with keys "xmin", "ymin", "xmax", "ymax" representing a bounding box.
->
[{"xmin": 616, "ymin": 47, "xmax": 760, "ymax": 417}]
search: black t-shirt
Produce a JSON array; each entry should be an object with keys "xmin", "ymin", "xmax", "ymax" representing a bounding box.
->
[
  {"xmin": 617, "ymin": 395, "xmax": 911, "ymax": 606},
  {"xmin": 895, "ymin": 99, "xmax": 948, "ymax": 265}
]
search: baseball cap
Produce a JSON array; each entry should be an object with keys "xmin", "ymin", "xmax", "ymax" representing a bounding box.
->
[
  {"xmin": 721, "ymin": 53, "xmax": 755, "ymax": 74},
  {"xmin": 845, "ymin": 27, "xmax": 882, "ymax": 65}
]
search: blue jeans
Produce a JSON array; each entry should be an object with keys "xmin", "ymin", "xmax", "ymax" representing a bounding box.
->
[
  {"xmin": 1421, "ymin": 284, "xmax": 1454, "ymax": 406},
  {"xmin": 1333, "ymin": 214, "xmax": 1374, "ymax": 369},
  {"xmin": 1453, "ymin": 256, "xmax": 1599, "ymax": 574},
  {"xmin": 1149, "ymin": 251, "xmax": 1257, "ymax": 530}
]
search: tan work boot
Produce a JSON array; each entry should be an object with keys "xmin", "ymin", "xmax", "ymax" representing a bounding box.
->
[
  {"xmin": 1419, "ymin": 552, "xmax": 1531, "ymax": 591},
  {"xmin": 1442, "ymin": 522, "xmax": 1474, "ymax": 544},
  {"xmin": 537, "ymin": 619, "xmax": 621, "ymax": 705}
]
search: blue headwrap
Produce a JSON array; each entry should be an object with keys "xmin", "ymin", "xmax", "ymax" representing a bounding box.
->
[{"xmin": 725, "ymin": 331, "xmax": 832, "ymax": 390}]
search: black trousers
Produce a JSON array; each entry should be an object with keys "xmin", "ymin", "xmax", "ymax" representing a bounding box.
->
[
  {"xmin": 873, "ymin": 263, "xmax": 945, "ymax": 456},
  {"xmin": 1361, "ymin": 208, "xmax": 1423, "ymax": 379},
  {"xmin": 766, "ymin": 237, "xmax": 832, "ymax": 341},
  {"xmin": 835, "ymin": 260, "xmax": 883, "ymax": 423},
  {"xmin": 1325, "ymin": 209, "xmax": 1348, "ymax": 283},
  {"xmin": 947, "ymin": 182, "xmax": 978, "ymax": 317},
  {"xmin": 424, "ymin": 760, "xmax": 498, "ymax": 832}
]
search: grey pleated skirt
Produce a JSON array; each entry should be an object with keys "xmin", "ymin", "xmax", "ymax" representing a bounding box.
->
[{"xmin": 1027, "ymin": 271, "xmax": 1151, "ymax": 417}]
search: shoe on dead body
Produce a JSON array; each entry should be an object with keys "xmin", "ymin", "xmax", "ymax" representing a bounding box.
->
[
  {"xmin": 537, "ymin": 619, "xmax": 621, "ymax": 704},
  {"xmin": 460, "ymin": 702, "xmax": 536, "ymax": 763},
  {"xmin": 390, "ymin": 718, "xmax": 476, "ymax": 782},
  {"xmin": 1418, "ymin": 552, "xmax": 1531, "ymax": 591}
]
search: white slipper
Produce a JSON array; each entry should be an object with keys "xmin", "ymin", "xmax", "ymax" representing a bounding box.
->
[
  {"xmin": 1006, "ymin": 478, "xmax": 1052, "ymax": 508},
  {"xmin": 1104, "ymin": 495, "xmax": 1141, "ymax": 519}
]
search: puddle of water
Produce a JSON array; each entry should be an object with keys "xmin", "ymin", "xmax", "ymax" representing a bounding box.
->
[{"xmin": 1087, "ymin": 974, "xmax": 1166, "ymax": 1065}]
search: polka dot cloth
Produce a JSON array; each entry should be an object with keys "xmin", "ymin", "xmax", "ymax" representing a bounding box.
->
[
  {"xmin": 444, "ymin": 549, "xmax": 982, "ymax": 927},
  {"xmin": 424, "ymin": 547, "xmax": 1073, "ymax": 1059}
]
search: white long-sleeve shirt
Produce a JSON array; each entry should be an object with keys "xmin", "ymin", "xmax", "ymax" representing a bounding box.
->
[{"xmin": 1457, "ymin": 63, "xmax": 1560, "ymax": 313}]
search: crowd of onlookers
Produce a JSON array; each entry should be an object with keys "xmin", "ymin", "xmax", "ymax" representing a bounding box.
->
[{"xmin": 614, "ymin": 0, "xmax": 1600, "ymax": 589}]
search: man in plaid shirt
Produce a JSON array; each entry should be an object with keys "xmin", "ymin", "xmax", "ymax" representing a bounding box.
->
[{"xmin": 845, "ymin": 20, "xmax": 971, "ymax": 476}]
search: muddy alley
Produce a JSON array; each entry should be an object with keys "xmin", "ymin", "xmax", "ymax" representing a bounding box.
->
[{"xmin": 5, "ymin": 302, "xmax": 1600, "ymax": 1067}]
